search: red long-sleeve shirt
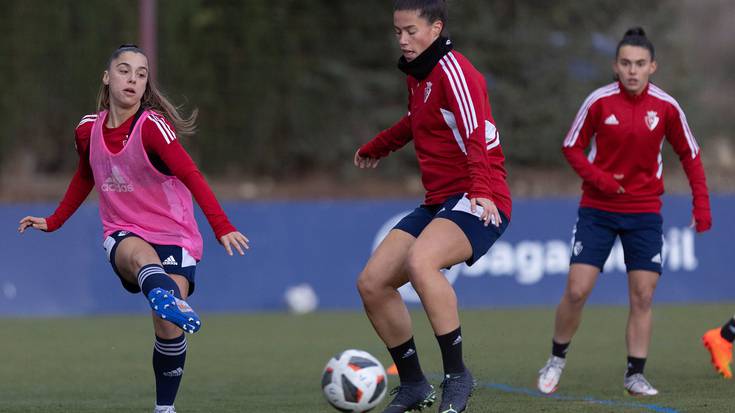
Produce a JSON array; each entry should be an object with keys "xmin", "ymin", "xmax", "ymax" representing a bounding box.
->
[
  {"xmin": 562, "ymin": 82, "xmax": 711, "ymax": 231},
  {"xmin": 359, "ymin": 50, "xmax": 512, "ymax": 218},
  {"xmin": 45, "ymin": 112, "xmax": 236, "ymax": 238}
]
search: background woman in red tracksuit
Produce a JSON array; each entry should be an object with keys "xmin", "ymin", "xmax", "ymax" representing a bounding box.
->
[
  {"xmin": 354, "ymin": 1, "xmax": 511, "ymax": 412},
  {"xmin": 537, "ymin": 28, "xmax": 711, "ymax": 396}
]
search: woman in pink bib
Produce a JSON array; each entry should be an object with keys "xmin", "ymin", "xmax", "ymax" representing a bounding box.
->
[{"xmin": 18, "ymin": 44, "xmax": 249, "ymax": 413}]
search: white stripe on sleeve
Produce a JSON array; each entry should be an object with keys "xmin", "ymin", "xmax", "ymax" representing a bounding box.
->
[
  {"xmin": 649, "ymin": 85, "xmax": 699, "ymax": 158},
  {"xmin": 439, "ymin": 58, "xmax": 470, "ymax": 139},
  {"xmin": 148, "ymin": 114, "xmax": 176, "ymax": 144},
  {"xmin": 563, "ymin": 83, "xmax": 619, "ymax": 147},
  {"xmin": 447, "ymin": 52, "xmax": 478, "ymax": 130},
  {"xmin": 77, "ymin": 115, "xmax": 97, "ymax": 128}
]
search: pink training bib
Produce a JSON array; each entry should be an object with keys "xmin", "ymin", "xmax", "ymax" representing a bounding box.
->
[{"xmin": 89, "ymin": 110, "xmax": 203, "ymax": 259}]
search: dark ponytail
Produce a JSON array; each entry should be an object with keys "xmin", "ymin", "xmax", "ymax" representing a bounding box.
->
[
  {"xmin": 393, "ymin": 0, "xmax": 447, "ymax": 25},
  {"xmin": 616, "ymin": 27, "xmax": 655, "ymax": 60}
]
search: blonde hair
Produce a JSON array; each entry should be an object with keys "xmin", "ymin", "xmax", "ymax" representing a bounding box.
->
[{"xmin": 96, "ymin": 45, "xmax": 198, "ymax": 137}]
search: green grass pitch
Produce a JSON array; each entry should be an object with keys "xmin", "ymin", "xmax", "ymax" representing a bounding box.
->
[{"xmin": 1, "ymin": 303, "xmax": 733, "ymax": 412}]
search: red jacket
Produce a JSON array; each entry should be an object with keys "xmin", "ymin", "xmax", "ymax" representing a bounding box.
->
[
  {"xmin": 562, "ymin": 82, "xmax": 711, "ymax": 231},
  {"xmin": 359, "ymin": 50, "xmax": 512, "ymax": 218}
]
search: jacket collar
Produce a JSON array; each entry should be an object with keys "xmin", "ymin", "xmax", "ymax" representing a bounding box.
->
[
  {"xmin": 619, "ymin": 81, "xmax": 650, "ymax": 103},
  {"xmin": 398, "ymin": 36, "xmax": 453, "ymax": 80}
]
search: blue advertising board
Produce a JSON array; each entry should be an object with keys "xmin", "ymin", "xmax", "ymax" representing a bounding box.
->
[{"xmin": 0, "ymin": 195, "xmax": 732, "ymax": 316}]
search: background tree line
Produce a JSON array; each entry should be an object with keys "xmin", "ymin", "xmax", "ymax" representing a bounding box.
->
[{"xmin": 1, "ymin": 0, "xmax": 733, "ymax": 199}]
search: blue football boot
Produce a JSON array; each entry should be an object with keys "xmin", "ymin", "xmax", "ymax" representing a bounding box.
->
[
  {"xmin": 438, "ymin": 370, "xmax": 476, "ymax": 413},
  {"xmin": 147, "ymin": 287, "xmax": 201, "ymax": 334},
  {"xmin": 382, "ymin": 380, "xmax": 436, "ymax": 413}
]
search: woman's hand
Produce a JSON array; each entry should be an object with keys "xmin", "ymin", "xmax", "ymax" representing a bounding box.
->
[
  {"xmin": 219, "ymin": 231, "xmax": 250, "ymax": 256},
  {"xmin": 598, "ymin": 173, "xmax": 625, "ymax": 194},
  {"xmin": 470, "ymin": 197, "xmax": 501, "ymax": 227},
  {"xmin": 354, "ymin": 149, "xmax": 380, "ymax": 169},
  {"xmin": 18, "ymin": 216, "xmax": 48, "ymax": 233},
  {"xmin": 691, "ymin": 213, "xmax": 712, "ymax": 233}
]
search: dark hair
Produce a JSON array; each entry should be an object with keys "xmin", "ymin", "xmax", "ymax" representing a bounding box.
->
[
  {"xmin": 105, "ymin": 44, "xmax": 143, "ymax": 67},
  {"xmin": 96, "ymin": 44, "xmax": 198, "ymax": 136},
  {"xmin": 616, "ymin": 27, "xmax": 655, "ymax": 60},
  {"xmin": 393, "ymin": 0, "xmax": 447, "ymax": 25}
]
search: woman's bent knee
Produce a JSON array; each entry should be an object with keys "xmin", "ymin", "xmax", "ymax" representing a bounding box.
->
[
  {"xmin": 405, "ymin": 252, "xmax": 435, "ymax": 285},
  {"xmin": 565, "ymin": 286, "xmax": 592, "ymax": 306},
  {"xmin": 357, "ymin": 268, "xmax": 387, "ymax": 302},
  {"xmin": 116, "ymin": 240, "xmax": 160, "ymax": 274}
]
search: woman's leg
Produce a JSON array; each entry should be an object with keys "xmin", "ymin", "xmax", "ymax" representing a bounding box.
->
[
  {"xmin": 404, "ymin": 217, "xmax": 475, "ymax": 412},
  {"xmin": 358, "ymin": 229, "xmax": 436, "ymax": 411},
  {"xmin": 114, "ymin": 236, "xmax": 199, "ymax": 333},
  {"xmin": 113, "ymin": 237, "xmax": 193, "ymax": 410},
  {"xmin": 357, "ymin": 229, "xmax": 415, "ymax": 347},
  {"xmin": 404, "ymin": 218, "xmax": 471, "ymax": 336},
  {"xmin": 619, "ymin": 212, "xmax": 662, "ymax": 395},
  {"xmin": 150, "ymin": 275, "xmax": 190, "ymax": 411},
  {"xmin": 547, "ymin": 208, "xmax": 615, "ymax": 361},
  {"xmin": 553, "ymin": 263, "xmax": 601, "ymax": 344},
  {"xmin": 626, "ymin": 270, "xmax": 659, "ymax": 362},
  {"xmin": 538, "ymin": 263, "xmax": 600, "ymax": 394}
]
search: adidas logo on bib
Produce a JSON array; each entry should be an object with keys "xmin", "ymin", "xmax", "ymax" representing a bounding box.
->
[{"xmin": 101, "ymin": 166, "xmax": 134, "ymax": 192}]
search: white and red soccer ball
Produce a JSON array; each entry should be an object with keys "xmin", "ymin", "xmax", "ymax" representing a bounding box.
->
[{"xmin": 321, "ymin": 349, "xmax": 388, "ymax": 412}]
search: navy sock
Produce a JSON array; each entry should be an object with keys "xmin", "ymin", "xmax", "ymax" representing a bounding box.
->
[
  {"xmin": 153, "ymin": 334, "xmax": 187, "ymax": 406},
  {"xmin": 436, "ymin": 327, "xmax": 466, "ymax": 375},
  {"xmin": 387, "ymin": 337, "xmax": 426, "ymax": 384},
  {"xmin": 720, "ymin": 316, "xmax": 735, "ymax": 342},
  {"xmin": 626, "ymin": 356, "xmax": 646, "ymax": 377},
  {"xmin": 138, "ymin": 264, "xmax": 181, "ymax": 299},
  {"xmin": 552, "ymin": 339, "xmax": 570, "ymax": 359}
]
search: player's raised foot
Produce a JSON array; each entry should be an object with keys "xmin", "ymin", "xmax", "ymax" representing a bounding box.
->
[
  {"xmin": 624, "ymin": 373, "xmax": 658, "ymax": 396},
  {"xmin": 153, "ymin": 406, "xmax": 176, "ymax": 413},
  {"xmin": 537, "ymin": 356, "xmax": 566, "ymax": 394},
  {"xmin": 148, "ymin": 287, "xmax": 201, "ymax": 334},
  {"xmin": 702, "ymin": 328, "xmax": 733, "ymax": 379},
  {"xmin": 382, "ymin": 380, "xmax": 436, "ymax": 413},
  {"xmin": 438, "ymin": 369, "xmax": 475, "ymax": 413}
]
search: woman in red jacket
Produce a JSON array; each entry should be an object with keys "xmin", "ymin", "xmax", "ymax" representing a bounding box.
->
[
  {"xmin": 354, "ymin": 1, "xmax": 511, "ymax": 412},
  {"xmin": 537, "ymin": 28, "xmax": 711, "ymax": 396}
]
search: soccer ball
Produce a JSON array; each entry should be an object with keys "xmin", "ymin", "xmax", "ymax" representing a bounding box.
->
[
  {"xmin": 321, "ymin": 349, "xmax": 388, "ymax": 412},
  {"xmin": 284, "ymin": 283, "xmax": 319, "ymax": 314}
]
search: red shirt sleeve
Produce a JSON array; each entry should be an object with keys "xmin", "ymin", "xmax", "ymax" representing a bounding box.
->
[
  {"xmin": 359, "ymin": 79, "xmax": 413, "ymax": 158},
  {"xmin": 664, "ymin": 102, "xmax": 711, "ymax": 232},
  {"xmin": 359, "ymin": 115, "xmax": 412, "ymax": 159},
  {"xmin": 561, "ymin": 99, "xmax": 622, "ymax": 194},
  {"xmin": 439, "ymin": 61, "xmax": 494, "ymax": 200},
  {"xmin": 45, "ymin": 119, "xmax": 95, "ymax": 232},
  {"xmin": 142, "ymin": 115, "xmax": 237, "ymax": 239}
]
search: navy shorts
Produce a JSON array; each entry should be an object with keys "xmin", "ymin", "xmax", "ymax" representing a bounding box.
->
[
  {"xmin": 570, "ymin": 207, "xmax": 664, "ymax": 274},
  {"xmin": 103, "ymin": 230, "xmax": 198, "ymax": 295},
  {"xmin": 393, "ymin": 193, "xmax": 509, "ymax": 265}
]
